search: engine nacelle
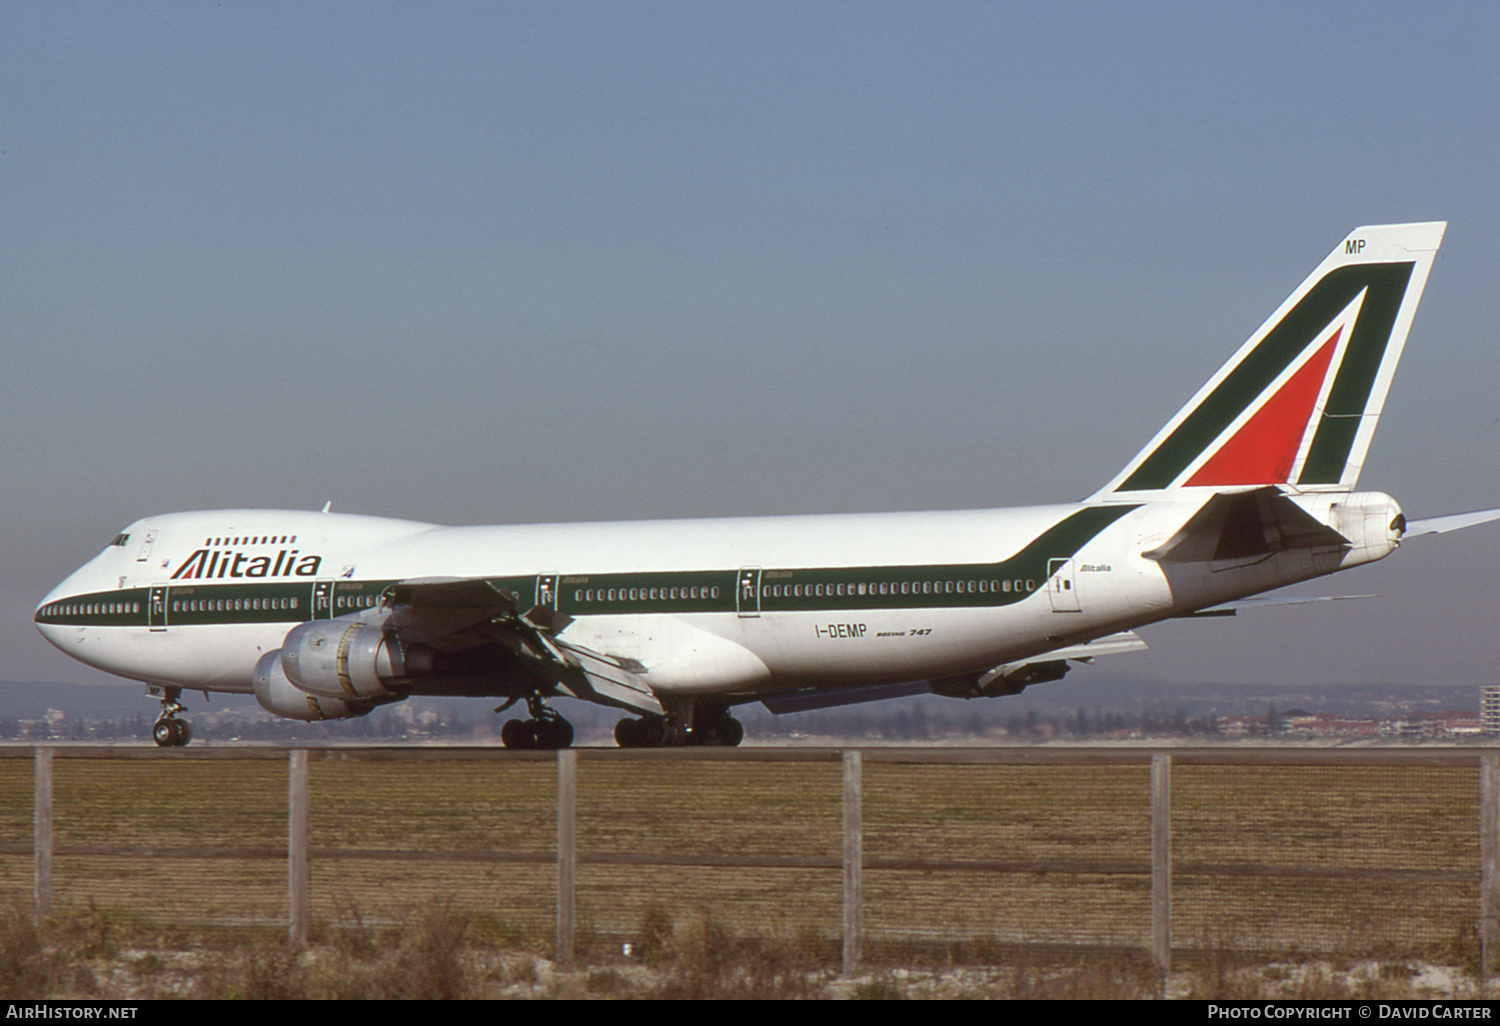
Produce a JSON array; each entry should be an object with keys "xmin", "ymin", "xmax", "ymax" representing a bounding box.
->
[
  {"xmin": 253, "ymin": 649, "xmax": 388, "ymax": 721},
  {"xmin": 279, "ymin": 615, "xmax": 408, "ymax": 701}
]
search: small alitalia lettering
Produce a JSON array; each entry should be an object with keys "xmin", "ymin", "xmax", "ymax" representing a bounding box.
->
[
  {"xmin": 1078, "ymin": 563, "xmax": 1112, "ymax": 572},
  {"xmin": 816, "ymin": 623, "xmax": 867, "ymax": 639},
  {"xmin": 170, "ymin": 548, "xmax": 323, "ymax": 580}
]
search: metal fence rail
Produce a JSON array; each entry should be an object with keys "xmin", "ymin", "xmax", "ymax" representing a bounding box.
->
[{"xmin": 2, "ymin": 745, "xmax": 1496, "ymax": 970}]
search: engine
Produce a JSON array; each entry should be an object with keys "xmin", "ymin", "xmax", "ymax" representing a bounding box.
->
[
  {"xmin": 252, "ymin": 612, "xmax": 544, "ymax": 720},
  {"xmin": 252, "ymin": 648, "xmax": 393, "ymax": 721},
  {"xmin": 279, "ymin": 617, "xmax": 409, "ymax": 700},
  {"xmin": 251, "ymin": 614, "xmax": 408, "ymax": 721}
]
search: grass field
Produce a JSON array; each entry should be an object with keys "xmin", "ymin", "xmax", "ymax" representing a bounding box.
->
[{"xmin": 0, "ymin": 747, "xmax": 1488, "ymax": 969}]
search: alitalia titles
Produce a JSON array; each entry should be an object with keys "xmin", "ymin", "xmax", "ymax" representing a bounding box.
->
[{"xmin": 170, "ymin": 548, "xmax": 323, "ymax": 581}]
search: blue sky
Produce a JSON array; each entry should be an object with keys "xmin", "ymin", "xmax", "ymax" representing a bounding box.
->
[{"xmin": 5, "ymin": 1, "xmax": 1499, "ymax": 693}]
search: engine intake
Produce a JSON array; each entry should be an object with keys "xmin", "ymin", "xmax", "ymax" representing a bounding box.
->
[
  {"xmin": 279, "ymin": 616, "xmax": 408, "ymax": 701},
  {"xmin": 253, "ymin": 649, "xmax": 391, "ymax": 721}
]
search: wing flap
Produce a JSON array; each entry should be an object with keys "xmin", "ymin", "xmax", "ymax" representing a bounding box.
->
[
  {"xmin": 386, "ymin": 576, "xmax": 662, "ymax": 715},
  {"xmin": 551, "ymin": 639, "xmax": 663, "ymax": 716}
]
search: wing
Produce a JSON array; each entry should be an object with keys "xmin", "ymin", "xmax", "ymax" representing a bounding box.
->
[
  {"xmin": 760, "ymin": 631, "xmax": 1148, "ymax": 713},
  {"xmin": 386, "ymin": 577, "xmax": 663, "ymax": 715}
]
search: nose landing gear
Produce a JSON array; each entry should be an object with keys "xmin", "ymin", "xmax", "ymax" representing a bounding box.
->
[{"xmin": 151, "ymin": 686, "xmax": 193, "ymax": 747}]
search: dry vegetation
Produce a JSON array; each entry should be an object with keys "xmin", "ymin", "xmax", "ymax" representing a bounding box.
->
[
  {"xmin": 0, "ymin": 751, "xmax": 1492, "ymax": 998},
  {"xmin": 2, "ymin": 896, "xmax": 1495, "ymax": 1000}
]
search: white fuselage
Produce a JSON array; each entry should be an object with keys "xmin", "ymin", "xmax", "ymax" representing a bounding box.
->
[{"xmin": 34, "ymin": 492, "xmax": 1403, "ymax": 706}]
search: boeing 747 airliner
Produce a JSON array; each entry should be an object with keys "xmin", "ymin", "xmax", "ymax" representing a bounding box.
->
[{"xmin": 34, "ymin": 222, "xmax": 1499, "ymax": 747}]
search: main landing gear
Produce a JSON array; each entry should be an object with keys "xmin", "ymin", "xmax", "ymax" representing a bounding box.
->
[
  {"xmin": 498, "ymin": 696, "xmax": 575, "ymax": 750},
  {"xmin": 151, "ymin": 686, "xmax": 193, "ymax": 748},
  {"xmin": 614, "ymin": 712, "xmax": 743, "ymax": 748}
]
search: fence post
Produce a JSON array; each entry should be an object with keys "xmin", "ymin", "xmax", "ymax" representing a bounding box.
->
[
  {"xmin": 556, "ymin": 748, "xmax": 576, "ymax": 965},
  {"xmin": 34, "ymin": 746, "xmax": 52, "ymax": 925},
  {"xmin": 1482, "ymin": 753, "xmax": 1498, "ymax": 972},
  {"xmin": 288, "ymin": 749, "xmax": 309, "ymax": 947},
  {"xmin": 843, "ymin": 749, "xmax": 862, "ymax": 973},
  {"xmin": 1150, "ymin": 752, "xmax": 1171, "ymax": 972}
]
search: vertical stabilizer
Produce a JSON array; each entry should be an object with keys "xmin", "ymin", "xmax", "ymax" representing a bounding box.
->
[{"xmin": 1094, "ymin": 222, "xmax": 1445, "ymax": 497}]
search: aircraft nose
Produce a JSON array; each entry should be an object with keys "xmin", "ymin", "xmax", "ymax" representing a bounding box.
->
[
  {"xmin": 34, "ymin": 554, "xmax": 109, "ymax": 653},
  {"xmin": 34, "ymin": 603, "xmax": 73, "ymax": 654}
]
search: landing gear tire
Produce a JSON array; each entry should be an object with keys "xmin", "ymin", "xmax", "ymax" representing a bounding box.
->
[
  {"xmin": 715, "ymin": 716, "xmax": 743, "ymax": 747},
  {"xmin": 615, "ymin": 716, "xmax": 679, "ymax": 748},
  {"xmin": 153, "ymin": 717, "xmax": 191, "ymax": 748},
  {"xmin": 151, "ymin": 686, "xmax": 191, "ymax": 747},
  {"xmin": 501, "ymin": 718, "xmax": 536, "ymax": 750},
  {"xmin": 687, "ymin": 713, "xmax": 743, "ymax": 747},
  {"xmin": 534, "ymin": 717, "xmax": 574, "ymax": 749},
  {"xmin": 502, "ymin": 714, "xmax": 574, "ymax": 750},
  {"xmin": 615, "ymin": 717, "xmax": 641, "ymax": 749}
]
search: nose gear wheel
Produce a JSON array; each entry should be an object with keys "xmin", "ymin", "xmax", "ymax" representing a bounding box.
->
[{"xmin": 151, "ymin": 687, "xmax": 192, "ymax": 748}]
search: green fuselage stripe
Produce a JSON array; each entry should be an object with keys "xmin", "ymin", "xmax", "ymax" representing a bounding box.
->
[{"xmin": 36, "ymin": 506, "xmax": 1138, "ymax": 628}]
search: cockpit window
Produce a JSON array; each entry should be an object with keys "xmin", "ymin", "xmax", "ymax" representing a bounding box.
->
[{"xmin": 111, "ymin": 533, "xmax": 129, "ymax": 547}]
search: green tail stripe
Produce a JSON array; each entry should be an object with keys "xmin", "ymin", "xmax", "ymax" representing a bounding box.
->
[
  {"xmin": 1119, "ymin": 261, "xmax": 1415, "ymax": 491},
  {"xmin": 1296, "ymin": 262, "xmax": 1416, "ymax": 483}
]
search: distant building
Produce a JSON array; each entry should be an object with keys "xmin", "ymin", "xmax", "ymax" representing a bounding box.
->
[{"xmin": 1482, "ymin": 686, "xmax": 1500, "ymax": 735}]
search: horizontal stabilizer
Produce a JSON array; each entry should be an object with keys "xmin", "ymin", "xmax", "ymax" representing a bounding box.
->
[
  {"xmin": 1404, "ymin": 508, "xmax": 1500, "ymax": 536},
  {"xmin": 1034, "ymin": 630, "xmax": 1149, "ymax": 661},
  {"xmin": 1144, "ymin": 487, "xmax": 1347, "ymax": 563},
  {"xmin": 1181, "ymin": 593, "xmax": 1375, "ymax": 618}
]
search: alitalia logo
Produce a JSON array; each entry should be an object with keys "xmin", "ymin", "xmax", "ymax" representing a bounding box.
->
[{"xmin": 170, "ymin": 548, "xmax": 324, "ymax": 580}]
